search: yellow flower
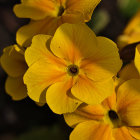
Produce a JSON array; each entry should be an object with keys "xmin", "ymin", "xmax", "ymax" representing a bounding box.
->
[
  {"xmin": 14, "ymin": 0, "xmax": 101, "ymax": 47},
  {"xmin": 64, "ymin": 79, "xmax": 140, "ymax": 140},
  {"xmin": 0, "ymin": 45, "xmax": 45, "ymax": 106},
  {"xmin": 117, "ymin": 10, "xmax": 140, "ymax": 49},
  {"xmin": 0, "ymin": 45, "xmax": 28, "ymax": 100},
  {"xmin": 24, "ymin": 23, "xmax": 122, "ymax": 114}
]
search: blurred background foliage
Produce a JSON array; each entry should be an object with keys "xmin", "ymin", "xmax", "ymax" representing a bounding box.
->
[{"xmin": 0, "ymin": 0, "xmax": 140, "ymax": 140}]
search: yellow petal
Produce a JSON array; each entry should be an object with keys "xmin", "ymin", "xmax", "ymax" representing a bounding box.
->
[
  {"xmin": 50, "ymin": 23, "xmax": 97, "ymax": 64},
  {"xmin": 117, "ymin": 35, "xmax": 130, "ymax": 49},
  {"xmin": 117, "ymin": 79, "xmax": 140, "ymax": 126},
  {"xmin": 102, "ymin": 93, "xmax": 117, "ymax": 110},
  {"xmin": 128, "ymin": 33, "xmax": 140, "ymax": 44},
  {"xmin": 66, "ymin": 0, "xmax": 101, "ymax": 21},
  {"xmin": 70, "ymin": 121, "xmax": 114, "ymax": 140},
  {"xmin": 25, "ymin": 34, "xmax": 52, "ymax": 66},
  {"xmin": 25, "ymin": 34, "xmax": 67, "ymax": 67},
  {"xmin": 124, "ymin": 11, "xmax": 140, "ymax": 35},
  {"xmin": 124, "ymin": 10, "xmax": 140, "ymax": 45},
  {"xmin": 0, "ymin": 45, "xmax": 27, "ymax": 77},
  {"xmin": 5, "ymin": 76, "xmax": 27, "ymax": 100},
  {"xmin": 16, "ymin": 17, "xmax": 59, "ymax": 47},
  {"xmin": 71, "ymin": 76, "xmax": 114, "ymax": 105},
  {"xmin": 64, "ymin": 103, "xmax": 105, "ymax": 127},
  {"xmin": 128, "ymin": 127, "xmax": 140, "ymax": 140},
  {"xmin": 81, "ymin": 37, "xmax": 122, "ymax": 81},
  {"xmin": 56, "ymin": 0, "xmax": 66, "ymax": 6},
  {"xmin": 24, "ymin": 58, "xmax": 66, "ymax": 103},
  {"xmin": 135, "ymin": 44, "xmax": 140, "ymax": 74},
  {"xmin": 14, "ymin": 0, "xmax": 57, "ymax": 20},
  {"xmin": 118, "ymin": 61, "xmax": 140, "ymax": 86},
  {"xmin": 118, "ymin": 10, "xmax": 140, "ymax": 47},
  {"xmin": 62, "ymin": 10, "xmax": 84, "ymax": 23},
  {"xmin": 113, "ymin": 127, "xmax": 134, "ymax": 140},
  {"xmin": 46, "ymin": 79, "xmax": 81, "ymax": 114}
]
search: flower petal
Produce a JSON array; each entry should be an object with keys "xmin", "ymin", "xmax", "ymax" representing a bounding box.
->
[
  {"xmin": 25, "ymin": 34, "xmax": 52, "ymax": 66},
  {"xmin": 56, "ymin": 0, "xmax": 66, "ymax": 6},
  {"xmin": 113, "ymin": 127, "xmax": 134, "ymax": 140},
  {"xmin": 123, "ymin": 10, "xmax": 140, "ymax": 45},
  {"xmin": 0, "ymin": 45, "xmax": 27, "ymax": 77},
  {"xmin": 62, "ymin": 10, "xmax": 84, "ymax": 23},
  {"xmin": 128, "ymin": 33, "xmax": 140, "ymax": 44},
  {"xmin": 81, "ymin": 37, "xmax": 122, "ymax": 81},
  {"xmin": 71, "ymin": 75, "xmax": 114, "ymax": 105},
  {"xmin": 14, "ymin": 0, "xmax": 57, "ymax": 20},
  {"xmin": 117, "ymin": 79, "xmax": 140, "ymax": 126},
  {"xmin": 46, "ymin": 79, "xmax": 81, "ymax": 114},
  {"xmin": 24, "ymin": 58, "xmax": 66, "ymax": 103},
  {"xmin": 16, "ymin": 17, "xmax": 59, "ymax": 47},
  {"xmin": 66, "ymin": 0, "xmax": 101, "ymax": 21},
  {"xmin": 102, "ymin": 93, "xmax": 117, "ymax": 110},
  {"xmin": 64, "ymin": 103, "xmax": 105, "ymax": 127},
  {"xmin": 50, "ymin": 23, "xmax": 97, "ymax": 64},
  {"xmin": 128, "ymin": 127, "xmax": 140, "ymax": 140},
  {"xmin": 135, "ymin": 44, "xmax": 140, "ymax": 74},
  {"xmin": 118, "ymin": 61, "xmax": 140, "ymax": 86},
  {"xmin": 119, "ymin": 61, "xmax": 140, "ymax": 80},
  {"xmin": 5, "ymin": 76, "xmax": 27, "ymax": 100},
  {"xmin": 25, "ymin": 34, "xmax": 66, "ymax": 68},
  {"xmin": 124, "ymin": 11, "xmax": 140, "ymax": 36},
  {"xmin": 70, "ymin": 121, "xmax": 114, "ymax": 140}
]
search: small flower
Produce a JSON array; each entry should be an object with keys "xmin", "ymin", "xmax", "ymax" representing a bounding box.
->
[
  {"xmin": 0, "ymin": 45, "xmax": 28, "ymax": 100},
  {"xmin": 64, "ymin": 79, "xmax": 140, "ymax": 140},
  {"xmin": 24, "ymin": 23, "xmax": 122, "ymax": 114},
  {"xmin": 117, "ymin": 10, "xmax": 140, "ymax": 49},
  {"xmin": 14, "ymin": 0, "xmax": 101, "ymax": 47}
]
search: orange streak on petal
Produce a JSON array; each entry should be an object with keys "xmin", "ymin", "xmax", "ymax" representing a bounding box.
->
[{"xmin": 113, "ymin": 127, "xmax": 134, "ymax": 140}]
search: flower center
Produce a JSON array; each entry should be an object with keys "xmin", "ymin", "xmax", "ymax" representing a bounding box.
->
[
  {"xmin": 58, "ymin": 6, "xmax": 65, "ymax": 16},
  {"xmin": 67, "ymin": 65, "xmax": 79, "ymax": 76},
  {"xmin": 108, "ymin": 110, "xmax": 119, "ymax": 121},
  {"xmin": 104, "ymin": 110, "xmax": 123, "ymax": 128}
]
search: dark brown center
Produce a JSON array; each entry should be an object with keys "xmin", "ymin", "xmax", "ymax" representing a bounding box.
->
[
  {"xmin": 108, "ymin": 110, "xmax": 119, "ymax": 120},
  {"xmin": 67, "ymin": 65, "xmax": 79, "ymax": 76},
  {"xmin": 70, "ymin": 67, "xmax": 78, "ymax": 74},
  {"xmin": 58, "ymin": 6, "xmax": 65, "ymax": 16}
]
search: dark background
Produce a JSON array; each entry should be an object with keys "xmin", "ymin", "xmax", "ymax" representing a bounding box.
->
[{"xmin": 0, "ymin": 0, "xmax": 139, "ymax": 139}]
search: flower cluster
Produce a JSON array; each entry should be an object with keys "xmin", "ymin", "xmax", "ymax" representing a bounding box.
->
[
  {"xmin": 64, "ymin": 79, "xmax": 140, "ymax": 140},
  {"xmin": 1, "ymin": 0, "xmax": 140, "ymax": 139}
]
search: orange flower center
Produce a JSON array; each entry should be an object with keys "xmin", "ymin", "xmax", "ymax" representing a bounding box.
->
[
  {"xmin": 57, "ymin": 6, "xmax": 65, "ymax": 16},
  {"xmin": 108, "ymin": 110, "xmax": 119, "ymax": 121},
  {"xmin": 67, "ymin": 65, "xmax": 79, "ymax": 76}
]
